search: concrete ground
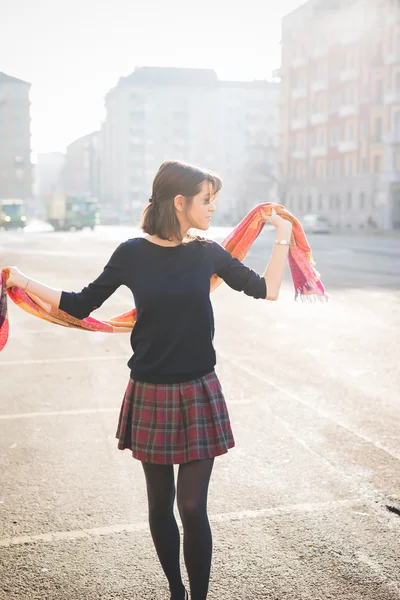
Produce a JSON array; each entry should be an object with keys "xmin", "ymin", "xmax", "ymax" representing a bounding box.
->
[{"xmin": 0, "ymin": 225, "xmax": 399, "ymax": 599}]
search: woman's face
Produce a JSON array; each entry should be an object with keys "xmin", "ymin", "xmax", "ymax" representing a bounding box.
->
[{"xmin": 185, "ymin": 180, "xmax": 217, "ymax": 231}]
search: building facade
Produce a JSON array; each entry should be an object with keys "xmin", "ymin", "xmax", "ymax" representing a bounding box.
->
[
  {"xmin": 279, "ymin": 0, "xmax": 400, "ymax": 230},
  {"xmin": 100, "ymin": 67, "xmax": 279, "ymax": 224},
  {"xmin": 34, "ymin": 152, "xmax": 65, "ymax": 219},
  {"xmin": 0, "ymin": 72, "xmax": 32, "ymax": 202},
  {"xmin": 62, "ymin": 131, "xmax": 100, "ymax": 198},
  {"xmin": 35, "ymin": 152, "xmax": 64, "ymax": 197}
]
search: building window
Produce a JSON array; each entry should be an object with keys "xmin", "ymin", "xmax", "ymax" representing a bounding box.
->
[
  {"xmin": 394, "ymin": 110, "xmax": 400, "ymax": 141},
  {"xmin": 360, "ymin": 120, "xmax": 368, "ymax": 139},
  {"xmin": 330, "ymin": 127, "xmax": 339, "ymax": 145},
  {"xmin": 318, "ymin": 162, "xmax": 324, "ymax": 178},
  {"xmin": 361, "ymin": 157, "xmax": 368, "ymax": 172},
  {"xmin": 298, "ymin": 195, "xmax": 303, "ymax": 210},
  {"xmin": 347, "ymin": 192, "xmax": 352, "ymax": 209},
  {"xmin": 359, "ymin": 192, "xmax": 365, "ymax": 209},
  {"xmin": 373, "ymin": 156, "xmax": 382, "ymax": 172},
  {"xmin": 336, "ymin": 195, "xmax": 341, "ymax": 209},
  {"xmin": 395, "ymin": 71, "xmax": 400, "ymax": 92},
  {"xmin": 375, "ymin": 118, "xmax": 383, "ymax": 141},
  {"xmin": 318, "ymin": 193, "xmax": 323, "ymax": 210},
  {"xmin": 376, "ymin": 80, "xmax": 383, "ymax": 104},
  {"xmin": 346, "ymin": 85, "xmax": 355, "ymax": 104},
  {"xmin": 347, "ymin": 159, "xmax": 353, "ymax": 175},
  {"xmin": 360, "ymin": 83, "xmax": 369, "ymax": 103},
  {"xmin": 307, "ymin": 195, "xmax": 312, "ymax": 211},
  {"xmin": 394, "ymin": 150, "xmax": 400, "ymax": 171}
]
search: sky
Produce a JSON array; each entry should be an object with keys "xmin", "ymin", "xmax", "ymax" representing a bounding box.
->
[{"xmin": 2, "ymin": 0, "xmax": 305, "ymax": 156}]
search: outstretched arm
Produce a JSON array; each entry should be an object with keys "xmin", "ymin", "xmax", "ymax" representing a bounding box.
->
[
  {"xmin": 5, "ymin": 268, "xmax": 62, "ymax": 307},
  {"xmin": 4, "ymin": 242, "xmax": 128, "ymax": 319}
]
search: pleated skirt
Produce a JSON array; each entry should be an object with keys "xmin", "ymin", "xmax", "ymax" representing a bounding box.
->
[{"xmin": 115, "ymin": 370, "xmax": 235, "ymax": 464}]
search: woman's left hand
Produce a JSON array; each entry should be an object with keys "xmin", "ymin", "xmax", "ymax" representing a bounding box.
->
[{"xmin": 262, "ymin": 208, "xmax": 292, "ymax": 231}]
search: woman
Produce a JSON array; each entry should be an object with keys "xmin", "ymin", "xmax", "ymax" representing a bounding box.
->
[{"xmin": 6, "ymin": 160, "xmax": 292, "ymax": 600}]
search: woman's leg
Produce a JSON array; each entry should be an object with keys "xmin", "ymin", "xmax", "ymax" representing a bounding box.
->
[
  {"xmin": 142, "ymin": 462, "xmax": 186, "ymax": 600},
  {"xmin": 177, "ymin": 458, "xmax": 215, "ymax": 600}
]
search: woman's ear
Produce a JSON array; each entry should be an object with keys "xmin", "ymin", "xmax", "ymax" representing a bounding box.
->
[{"xmin": 173, "ymin": 194, "xmax": 185, "ymax": 212}]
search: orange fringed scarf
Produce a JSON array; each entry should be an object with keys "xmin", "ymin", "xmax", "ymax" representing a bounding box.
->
[{"xmin": 0, "ymin": 203, "xmax": 329, "ymax": 351}]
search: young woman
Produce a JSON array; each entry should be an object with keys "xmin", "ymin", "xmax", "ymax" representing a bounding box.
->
[{"xmin": 6, "ymin": 160, "xmax": 292, "ymax": 600}]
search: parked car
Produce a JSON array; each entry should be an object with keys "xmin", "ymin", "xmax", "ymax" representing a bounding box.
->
[{"xmin": 302, "ymin": 214, "xmax": 331, "ymax": 234}]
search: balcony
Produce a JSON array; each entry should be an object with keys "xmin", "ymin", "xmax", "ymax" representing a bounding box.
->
[
  {"xmin": 292, "ymin": 56, "xmax": 307, "ymax": 68},
  {"xmin": 310, "ymin": 146, "xmax": 327, "ymax": 158},
  {"xmin": 291, "ymin": 149, "xmax": 306, "ymax": 160},
  {"xmin": 384, "ymin": 91, "xmax": 400, "ymax": 105},
  {"xmin": 386, "ymin": 10, "xmax": 400, "ymax": 25},
  {"xmin": 339, "ymin": 68, "xmax": 359, "ymax": 82},
  {"xmin": 311, "ymin": 45, "xmax": 328, "ymax": 60},
  {"xmin": 384, "ymin": 53, "xmax": 398, "ymax": 66},
  {"xmin": 292, "ymin": 87, "xmax": 307, "ymax": 99},
  {"xmin": 386, "ymin": 171, "xmax": 400, "ymax": 183},
  {"xmin": 311, "ymin": 79, "xmax": 328, "ymax": 93},
  {"xmin": 383, "ymin": 132, "xmax": 400, "ymax": 145},
  {"xmin": 339, "ymin": 104, "xmax": 358, "ymax": 117},
  {"xmin": 290, "ymin": 119, "xmax": 307, "ymax": 131},
  {"xmin": 338, "ymin": 140, "xmax": 358, "ymax": 153},
  {"xmin": 310, "ymin": 113, "xmax": 328, "ymax": 126},
  {"xmin": 340, "ymin": 32, "xmax": 358, "ymax": 46}
]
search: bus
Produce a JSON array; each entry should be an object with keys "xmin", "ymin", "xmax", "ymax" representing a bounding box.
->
[{"xmin": 0, "ymin": 199, "xmax": 27, "ymax": 229}]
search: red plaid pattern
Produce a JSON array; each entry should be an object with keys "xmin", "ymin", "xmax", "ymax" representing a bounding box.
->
[{"xmin": 115, "ymin": 371, "xmax": 235, "ymax": 464}]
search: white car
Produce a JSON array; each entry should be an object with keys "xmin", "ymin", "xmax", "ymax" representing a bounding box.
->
[{"xmin": 302, "ymin": 214, "xmax": 331, "ymax": 234}]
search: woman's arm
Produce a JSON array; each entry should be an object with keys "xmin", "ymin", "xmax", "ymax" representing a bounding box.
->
[
  {"xmin": 4, "ymin": 241, "xmax": 128, "ymax": 319},
  {"xmin": 5, "ymin": 268, "xmax": 62, "ymax": 306},
  {"xmin": 213, "ymin": 209, "xmax": 293, "ymax": 302},
  {"xmin": 263, "ymin": 209, "xmax": 293, "ymax": 301}
]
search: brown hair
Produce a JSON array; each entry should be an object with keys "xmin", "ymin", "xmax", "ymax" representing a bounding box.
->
[{"xmin": 141, "ymin": 160, "xmax": 222, "ymax": 242}]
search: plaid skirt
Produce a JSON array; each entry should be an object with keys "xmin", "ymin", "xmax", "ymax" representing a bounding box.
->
[{"xmin": 115, "ymin": 370, "xmax": 235, "ymax": 464}]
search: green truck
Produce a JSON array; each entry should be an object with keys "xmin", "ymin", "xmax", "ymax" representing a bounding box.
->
[
  {"xmin": 46, "ymin": 193, "xmax": 99, "ymax": 231},
  {"xmin": 0, "ymin": 199, "xmax": 27, "ymax": 229}
]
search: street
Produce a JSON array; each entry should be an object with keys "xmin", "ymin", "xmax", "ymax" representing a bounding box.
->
[{"xmin": 0, "ymin": 225, "xmax": 400, "ymax": 600}]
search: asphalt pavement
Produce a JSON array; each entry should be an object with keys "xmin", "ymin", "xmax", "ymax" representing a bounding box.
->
[{"xmin": 0, "ymin": 225, "xmax": 399, "ymax": 600}]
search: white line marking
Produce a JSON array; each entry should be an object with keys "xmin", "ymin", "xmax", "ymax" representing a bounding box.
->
[
  {"xmin": 2, "ymin": 249, "xmax": 100, "ymax": 257},
  {"xmin": 217, "ymin": 349, "xmax": 400, "ymax": 462},
  {"xmin": 0, "ymin": 354, "xmax": 127, "ymax": 367},
  {"xmin": 0, "ymin": 498, "xmax": 359, "ymax": 548},
  {"xmin": 0, "ymin": 407, "xmax": 118, "ymax": 420}
]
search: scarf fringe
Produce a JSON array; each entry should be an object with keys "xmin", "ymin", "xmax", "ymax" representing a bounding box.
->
[{"xmin": 295, "ymin": 290, "xmax": 331, "ymax": 303}]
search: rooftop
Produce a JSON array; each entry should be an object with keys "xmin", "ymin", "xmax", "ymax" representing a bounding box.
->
[
  {"xmin": 120, "ymin": 66, "xmax": 219, "ymax": 86},
  {"xmin": 0, "ymin": 72, "xmax": 31, "ymax": 86}
]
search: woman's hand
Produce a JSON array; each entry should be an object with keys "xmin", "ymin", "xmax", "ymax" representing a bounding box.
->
[
  {"xmin": 4, "ymin": 267, "xmax": 28, "ymax": 289},
  {"xmin": 262, "ymin": 208, "xmax": 292, "ymax": 232}
]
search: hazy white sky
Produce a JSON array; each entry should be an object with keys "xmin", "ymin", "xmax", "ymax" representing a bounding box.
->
[{"xmin": 2, "ymin": 0, "xmax": 304, "ymax": 155}]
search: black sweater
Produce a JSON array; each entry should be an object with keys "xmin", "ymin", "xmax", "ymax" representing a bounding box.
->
[{"xmin": 59, "ymin": 237, "xmax": 266, "ymax": 383}]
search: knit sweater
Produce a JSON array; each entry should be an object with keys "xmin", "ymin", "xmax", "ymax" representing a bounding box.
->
[{"xmin": 59, "ymin": 237, "xmax": 266, "ymax": 383}]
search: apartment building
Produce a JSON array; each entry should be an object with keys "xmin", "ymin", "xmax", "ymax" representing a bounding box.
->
[
  {"xmin": 62, "ymin": 131, "xmax": 101, "ymax": 198},
  {"xmin": 100, "ymin": 67, "xmax": 279, "ymax": 224},
  {"xmin": 0, "ymin": 72, "xmax": 32, "ymax": 201},
  {"xmin": 279, "ymin": 0, "xmax": 400, "ymax": 230}
]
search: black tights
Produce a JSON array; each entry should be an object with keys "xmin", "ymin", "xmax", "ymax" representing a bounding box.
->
[{"xmin": 142, "ymin": 458, "xmax": 214, "ymax": 600}]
